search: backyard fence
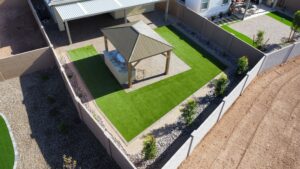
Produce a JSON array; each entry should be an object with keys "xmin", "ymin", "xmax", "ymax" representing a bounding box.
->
[
  {"xmin": 162, "ymin": 55, "xmax": 265, "ymax": 169},
  {"xmin": 26, "ymin": 0, "xmax": 137, "ymax": 168},
  {"xmin": 23, "ymin": 0, "xmax": 300, "ymax": 169},
  {"xmin": 160, "ymin": 29, "xmax": 300, "ymax": 169},
  {"xmin": 157, "ymin": 1, "xmax": 264, "ymax": 67},
  {"xmin": 0, "ymin": 47, "xmax": 55, "ymax": 81},
  {"xmin": 259, "ymin": 41, "xmax": 300, "ymax": 73},
  {"xmin": 160, "ymin": 3, "xmax": 300, "ymax": 169}
]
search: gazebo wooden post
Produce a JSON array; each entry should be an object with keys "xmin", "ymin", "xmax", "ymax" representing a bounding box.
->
[
  {"xmin": 128, "ymin": 62, "xmax": 132, "ymax": 88},
  {"xmin": 165, "ymin": 50, "xmax": 171, "ymax": 75},
  {"xmin": 104, "ymin": 36, "xmax": 108, "ymax": 51}
]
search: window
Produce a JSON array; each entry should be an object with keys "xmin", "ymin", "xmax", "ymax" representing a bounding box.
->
[
  {"xmin": 223, "ymin": 0, "xmax": 229, "ymax": 4},
  {"xmin": 201, "ymin": 0, "xmax": 209, "ymax": 10}
]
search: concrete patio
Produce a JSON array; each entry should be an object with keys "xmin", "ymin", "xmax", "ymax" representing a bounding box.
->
[{"xmin": 230, "ymin": 14, "xmax": 291, "ymax": 51}]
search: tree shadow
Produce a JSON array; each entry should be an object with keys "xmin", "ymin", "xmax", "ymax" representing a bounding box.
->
[{"xmin": 20, "ymin": 67, "xmax": 120, "ymax": 169}]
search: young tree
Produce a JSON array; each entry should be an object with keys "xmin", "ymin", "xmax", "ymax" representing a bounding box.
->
[
  {"xmin": 254, "ymin": 30, "xmax": 265, "ymax": 50},
  {"xmin": 181, "ymin": 99, "xmax": 197, "ymax": 125},
  {"xmin": 289, "ymin": 10, "xmax": 300, "ymax": 41},
  {"xmin": 214, "ymin": 73, "xmax": 230, "ymax": 97},
  {"xmin": 236, "ymin": 56, "xmax": 249, "ymax": 75},
  {"xmin": 142, "ymin": 134, "xmax": 157, "ymax": 160}
]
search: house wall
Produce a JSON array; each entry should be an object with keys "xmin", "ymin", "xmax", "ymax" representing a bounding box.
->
[
  {"xmin": 185, "ymin": 0, "xmax": 231, "ymax": 17},
  {"xmin": 277, "ymin": 0, "xmax": 300, "ymax": 13}
]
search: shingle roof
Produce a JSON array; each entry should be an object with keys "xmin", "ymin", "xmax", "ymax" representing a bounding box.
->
[{"xmin": 102, "ymin": 21, "xmax": 173, "ymax": 63}]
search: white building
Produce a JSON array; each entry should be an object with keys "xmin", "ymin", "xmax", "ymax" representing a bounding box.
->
[{"xmin": 184, "ymin": 0, "xmax": 232, "ymax": 17}]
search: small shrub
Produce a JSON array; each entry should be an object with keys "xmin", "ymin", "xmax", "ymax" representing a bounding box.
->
[
  {"xmin": 58, "ymin": 122, "xmax": 68, "ymax": 134},
  {"xmin": 289, "ymin": 10, "xmax": 300, "ymax": 41},
  {"xmin": 49, "ymin": 107, "xmax": 60, "ymax": 117},
  {"xmin": 236, "ymin": 56, "xmax": 249, "ymax": 75},
  {"xmin": 219, "ymin": 12, "xmax": 223, "ymax": 18},
  {"xmin": 41, "ymin": 73, "xmax": 49, "ymax": 81},
  {"xmin": 214, "ymin": 73, "xmax": 229, "ymax": 97},
  {"xmin": 63, "ymin": 155, "xmax": 77, "ymax": 169},
  {"xmin": 253, "ymin": 30, "xmax": 265, "ymax": 49},
  {"xmin": 47, "ymin": 95, "xmax": 56, "ymax": 104},
  {"xmin": 181, "ymin": 99, "xmax": 197, "ymax": 125},
  {"xmin": 142, "ymin": 134, "xmax": 157, "ymax": 160},
  {"xmin": 211, "ymin": 15, "xmax": 216, "ymax": 21}
]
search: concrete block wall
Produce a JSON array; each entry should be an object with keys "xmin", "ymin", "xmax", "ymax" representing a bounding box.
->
[
  {"xmin": 259, "ymin": 42, "xmax": 300, "ymax": 73},
  {"xmin": 0, "ymin": 47, "xmax": 55, "ymax": 81}
]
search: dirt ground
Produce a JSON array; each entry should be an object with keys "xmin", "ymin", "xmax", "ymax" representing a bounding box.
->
[
  {"xmin": 180, "ymin": 57, "xmax": 300, "ymax": 169},
  {"xmin": 0, "ymin": 68, "xmax": 119, "ymax": 169},
  {"xmin": 0, "ymin": 0, "xmax": 46, "ymax": 57}
]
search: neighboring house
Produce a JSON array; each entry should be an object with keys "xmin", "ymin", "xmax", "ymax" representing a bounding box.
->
[
  {"xmin": 182, "ymin": 0, "xmax": 232, "ymax": 17},
  {"xmin": 180, "ymin": 0, "xmax": 280, "ymax": 18}
]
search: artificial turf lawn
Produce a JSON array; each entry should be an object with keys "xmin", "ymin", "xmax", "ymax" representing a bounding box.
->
[
  {"xmin": 68, "ymin": 26, "xmax": 225, "ymax": 141},
  {"xmin": 266, "ymin": 11, "xmax": 293, "ymax": 27},
  {"xmin": 221, "ymin": 24, "xmax": 256, "ymax": 47},
  {"xmin": 0, "ymin": 116, "xmax": 14, "ymax": 169}
]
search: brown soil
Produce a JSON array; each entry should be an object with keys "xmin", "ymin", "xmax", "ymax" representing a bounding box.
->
[
  {"xmin": 180, "ymin": 57, "xmax": 300, "ymax": 169},
  {"xmin": 0, "ymin": 0, "xmax": 46, "ymax": 57}
]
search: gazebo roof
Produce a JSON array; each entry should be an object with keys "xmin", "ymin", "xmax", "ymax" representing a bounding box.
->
[{"xmin": 101, "ymin": 21, "xmax": 173, "ymax": 63}]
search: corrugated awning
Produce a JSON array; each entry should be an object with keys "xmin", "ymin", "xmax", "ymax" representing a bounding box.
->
[{"xmin": 54, "ymin": 0, "xmax": 165, "ymax": 21}]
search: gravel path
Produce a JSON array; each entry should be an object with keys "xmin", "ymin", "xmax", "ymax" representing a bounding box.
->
[
  {"xmin": 180, "ymin": 57, "xmax": 300, "ymax": 169},
  {"xmin": 0, "ymin": 68, "xmax": 119, "ymax": 169}
]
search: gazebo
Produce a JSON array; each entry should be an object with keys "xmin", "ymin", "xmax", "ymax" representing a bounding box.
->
[{"xmin": 101, "ymin": 21, "xmax": 173, "ymax": 88}]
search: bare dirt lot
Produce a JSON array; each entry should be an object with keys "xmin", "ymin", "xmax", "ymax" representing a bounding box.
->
[
  {"xmin": 180, "ymin": 57, "xmax": 300, "ymax": 169},
  {"xmin": 0, "ymin": 0, "xmax": 46, "ymax": 57}
]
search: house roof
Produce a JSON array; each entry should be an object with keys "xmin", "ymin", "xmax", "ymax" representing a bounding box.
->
[
  {"xmin": 47, "ymin": 0, "xmax": 85, "ymax": 6},
  {"xmin": 53, "ymin": 0, "xmax": 164, "ymax": 22},
  {"xmin": 102, "ymin": 21, "xmax": 172, "ymax": 63}
]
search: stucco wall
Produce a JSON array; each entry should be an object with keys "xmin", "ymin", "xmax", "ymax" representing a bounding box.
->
[
  {"xmin": 174, "ymin": 4, "xmax": 264, "ymax": 66},
  {"xmin": 278, "ymin": 0, "xmax": 300, "ymax": 13},
  {"xmin": 0, "ymin": 47, "xmax": 55, "ymax": 81}
]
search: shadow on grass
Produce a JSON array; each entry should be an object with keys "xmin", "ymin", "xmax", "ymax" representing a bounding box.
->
[
  {"xmin": 167, "ymin": 25, "xmax": 227, "ymax": 71},
  {"xmin": 68, "ymin": 54, "xmax": 123, "ymax": 102}
]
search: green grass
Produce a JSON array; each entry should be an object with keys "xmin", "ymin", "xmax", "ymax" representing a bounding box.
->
[
  {"xmin": 221, "ymin": 24, "xmax": 256, "ymax": 47},
  {"xmin": 266, "ymin": 11, "xmax": 293, "ymax": 27},
  {"xmin": 0, "ymin": 116, "xmax": 14, "ymax": 169},
  {"xmin": 68, "ymin": 26, "xmax": 225, "ymax": 141}
]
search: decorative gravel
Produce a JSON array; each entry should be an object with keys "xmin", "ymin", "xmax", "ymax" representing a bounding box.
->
[{"xmin": 0, "ymin": 68, "xmax": 120, "ymax": 169}]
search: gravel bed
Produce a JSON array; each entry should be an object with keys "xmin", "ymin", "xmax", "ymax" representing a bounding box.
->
[
  {"xmin": 0, "ymin": 68, "xmax": 120, "ymax": 169},
  {"xmin": 129, "ymin": 85, "xmax": 218, "ymax": 169}
]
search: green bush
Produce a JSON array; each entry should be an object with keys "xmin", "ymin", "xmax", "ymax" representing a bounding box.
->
[
  {"xmin": 181, "ymin": 99, "xmax": 197, "ymax": 125},
  {"xmin": 254, "ymin": 30, "xmax": 265, "ymax": 49},
  {"xmin": 236, "ymin": 56, "xmax": 249, "ymax": 75},
  {"xmin": 142, "ymin": 134, "xmax": 157, "ymax": 160},
  {"xmin": 47, "ymin": 95, "xmax": 56, "ymax": 104},
  {"xmin": 214, "ymin": 73, "xmax": 229, "ymax": 97},
  {"xmin": 289, "ymin": 10, "xmax": 300, "ymax": 41},
  {"xmin": 58, "ymin": 122, "xmax": 69, "ymax": 134}
]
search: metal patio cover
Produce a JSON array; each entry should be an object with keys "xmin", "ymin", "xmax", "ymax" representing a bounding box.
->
[{"xmin": 54, "ymin": 0, "xmax": 165, "ymax": 22}]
